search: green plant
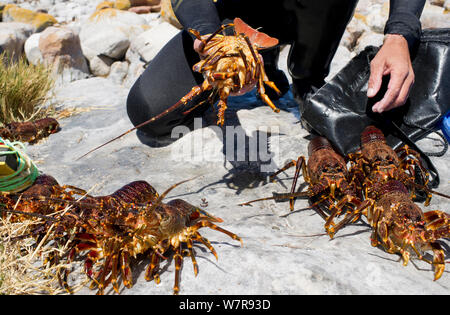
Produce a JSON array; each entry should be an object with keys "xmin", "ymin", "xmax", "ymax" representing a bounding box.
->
[{"xmin": 0, "ymin": 52, "xmax": 55, "ymax": 126}]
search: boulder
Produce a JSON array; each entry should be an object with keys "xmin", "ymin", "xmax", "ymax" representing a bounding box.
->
[
  {"xmin": 81, "ymin": 25, "xmax": 130, "ymax": 61},
  {"xmin": 420, "ymin": 2, "xmax": 450, "ymax": 28},
  {"xmin": 107, "ymin": 60, "xmax": 129, "ymax": 84},
  {"xmin": 2, "ymin": 4, "xmax": 57, "ymax": 33},
  {"xmin": 129, "ymin": 21, "xmax": 179, "ymax": 63},
  {"xmin": 38, "ymin": 26, "xmax": 90, "ymax": 82},
  {"xmin": 111, "ymin": 0, "xmax": 161, "ymax": 11},
  {"xmin": 429, "ymin": 0, "xmax": 445, "ymax": 6},
  {"xmin": 80, "ymin": 8, "xmax": 149, "ymax": 56},
  {"xmin": 0, "ymin": 22, "xmax": 34, "ymax": 62},
  {"xmin": 79, "ymin": 8, "xmax": 149, "ymax": 74},
  {"xmin": 354, "ymin": 31, "xmax": 384, "ymax": 53},
  {"xmin": 128, "ymin": 5, "xmax": 161, "ymax": 14},
  {"xmin": 96, "ymin": 1, "xmax": 115, "ymax": 11},
  {"xmin": 114, "ymin": 0, "xmax": 131, "ymax": 10},
  {"xmin": 24, "ymin": 32, "xmax": 43, "ymax": 65},
  {"xmin": 131, "ymin": 0, "xmax": 161, "ymax": 5},
  {"xmin": 341, "ymin": 15, "xmax": 370, "ymax": 51},
  {"xmin": 366, "ymin": 5, "xmax": 388, "ymax": 33},
  {"xmin": 123, "ymin": 44, "xmax": 145, "ymax": 88},
  {"xmin": 89, "ymin": 54, "xmax": 115, "ymax": 77}
]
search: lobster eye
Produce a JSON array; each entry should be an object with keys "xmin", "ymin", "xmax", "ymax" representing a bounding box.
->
[{"xmin": 189, "ymin": 210, "xmax": 200, "ymax": 221}]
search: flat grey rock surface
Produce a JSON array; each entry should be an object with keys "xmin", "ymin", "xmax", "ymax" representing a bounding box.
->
[{"xmin": 24, "ymin": 76, "xmax": 450, "ymax": 295}]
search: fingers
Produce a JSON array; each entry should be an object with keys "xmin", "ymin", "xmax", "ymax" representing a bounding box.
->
[
  {"xmin": 371, "ymin": 68, "xmax": 414, "ymax": 113},
  {"xmin": 367, "ymin": 34, "xmax": 414, "ymax": 113},
  {"xmin": 367, "ymin": 59, "xmax": 385, "ymax": 98}
]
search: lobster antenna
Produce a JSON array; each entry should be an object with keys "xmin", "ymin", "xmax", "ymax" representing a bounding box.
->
[
  {"xmin": 411, "ymin": 182, "xmax": 450, "ymax": 200},
  {"xmin": 239, "ymin": 191, "xmax": 309, "ymax": 206},
  {"xmin": 146, "ymin": 175, "xmax": 202, "ymax": 214},
  {"xmin": 76, "ymin": 97, "xmax": 189, "ymax": 160}
]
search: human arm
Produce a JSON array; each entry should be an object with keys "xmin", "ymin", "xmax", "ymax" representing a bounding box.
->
[
  {"xmin": 367, "ymin": 0, "xmax": 425, "ymax": 113},
  {"xmin": 171, "ymin": 0, "xmax": 222, "ymax": 36}
]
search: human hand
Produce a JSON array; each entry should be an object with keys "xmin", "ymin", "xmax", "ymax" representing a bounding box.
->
[
  {"xmin": 367, "ymin": 34, "xmax": 414, "ymax": 113},
  {"xmin": 193, "ymin": 37, "xmax": 209, "ymax": 57}
]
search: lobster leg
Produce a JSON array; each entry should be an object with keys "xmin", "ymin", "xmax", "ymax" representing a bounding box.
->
[
  {"xmin": 289, "ymin": 156, "xmax": 307, "ymax": 211},
  {"xmin": 242, "ymin": 35, "xmax": 280, "ymax": 112},
  {"xmin": 308, "ymin": 195, "xmax": 335, "ymax": 222},
  {"xmin": 194, "ymin": 220, "xmax": 243, "ymax": 245},
  {"xmin": 120, "ymin": 251, "xmax": 133, "ymax": 288},
  {"xmin": 429, "ymin": 242, "xmax": 445, "ymax": 281},
  {"xmin": 173, "ymin": 245, "xmax": 184, "ymax": 295},
  {"xmin": 217, "ymin": 86, "xmax": 231, "ymax": 126},
  {"xmin": 189, "ymin": 23, "xmax": 234, "ymax": 53},
  {"xmin": 269, "ymin": 159, "xmax": 297, "ymax": 182},
  {"xmin": 270, "ymin": 156, "xmax": 309, "ymax": 182},
  {"xmin": 424, "ymin": 210, "xmax": 450, "ymax": 239},
  {"xmin": 110, "ymin": 252, "xmax": 120, "ymax": 294},
  {"xmin": 58, "ymin": 247, "xmax": 76, "ymax": 294},
  {"xmin": 145, "ymin": 251, "xmax": 161, "ymax": 284},
  {"xmin": 85, "ymin": 249, "xmax": 101, "ymax": 280},
  {"xmin": 238, "ymin": 47, "xmax": 252, "ymax": 84},
  {"xmin": 268, "ymin": 156, "xmax": 308, "ymax": 211},
  {"xmin": 194, "ymin": 232, "xmax": 218, "ymax": 260},
  {"xmin": 95, "ymin": 251, "xmax": 113, "ymax": 295},
  {"xmin": 325, "ymin": 195, "xmax": 364, "ymax": 237},
  {"xmin": 186, "ymin": 238, "xmax": 199, "ymax": 276},
  {"xmin": 212, "ymin": 72, "xmax": 240, "ymax": 81},
  {"xmin": 195, "ymin": 48, "xmax": 225, "ymax": 71}
]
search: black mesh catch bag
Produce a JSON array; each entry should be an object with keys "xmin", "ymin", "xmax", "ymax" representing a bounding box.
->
[{"xmin": 301, "ymin": 28, "xmax": 450, "ymax": 188}]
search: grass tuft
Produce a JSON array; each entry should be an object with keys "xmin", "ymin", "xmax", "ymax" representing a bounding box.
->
[{"xmin": 0, "ymin": 52, "xmax": 55, "ymax": 126}]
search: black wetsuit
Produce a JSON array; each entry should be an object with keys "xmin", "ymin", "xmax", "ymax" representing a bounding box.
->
[{"xmin": 127, "ymin": 0, "xmax": 425, "ymax": 137}]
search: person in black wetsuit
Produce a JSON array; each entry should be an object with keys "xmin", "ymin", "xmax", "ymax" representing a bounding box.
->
[{"xmin": 127, "ymin": 0, "xmax": 426, "ymax": 137}]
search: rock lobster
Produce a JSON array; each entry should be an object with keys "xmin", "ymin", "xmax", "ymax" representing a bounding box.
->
[
  {"xmin": 240, "ymin": 136, "xmax": 362, "ymax": 238},
  {"xmin": 1, "ymin": 176, "xmax": 242, "ymax": 295},
  {"xmin": 78, "ymin": 17, "xmax": 281, "ymax": 159},
  {"xmin": 349, "ymin": 125, "xmax": 433, "ymax": 205},
  {"xmin": 0, "ymin": 117, "xmax": 60, "ymax": 144},
  {"xmin": 354, "ymin": 179, "xmax": 449, "ymax": 280}
]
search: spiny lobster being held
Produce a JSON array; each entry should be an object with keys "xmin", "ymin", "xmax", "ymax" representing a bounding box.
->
[
  {"xmin": 2, "ymin": 176, "xmax": 243, "ymax": 295},
  {"xmin": 78, "ymin": 17, "xmax": 281, "ymax": 160},
  {"xmin": 240, "ymin": 137, "xmax": 362, "ymax": 238},
  {"xmin": 0, "ymin": 117, "xmax": 60, "ymax": 144}
]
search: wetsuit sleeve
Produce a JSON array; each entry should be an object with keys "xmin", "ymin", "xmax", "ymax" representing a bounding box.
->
[
  {"xmin": 384, "ymin": 0, "xmax": 426, "ymax": 50},
  {"xmin": 171, "ymin": 0, "xmax": 222, "ymax": 35}
]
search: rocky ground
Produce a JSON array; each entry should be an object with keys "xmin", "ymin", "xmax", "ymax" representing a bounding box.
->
[{"xmin": 0, "ymin": 0, "xmax": 449, "ymax": 295}]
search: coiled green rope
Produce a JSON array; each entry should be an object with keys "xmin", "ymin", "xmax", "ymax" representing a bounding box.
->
[{"xmin": 0, "ymin": 137, "xmax": 39, "ymax": 193}]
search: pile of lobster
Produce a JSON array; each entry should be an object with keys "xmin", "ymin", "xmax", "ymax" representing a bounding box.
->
[
  {"xmin": 1, "ymin": 18, "xmax": 448, "ymax": 294},
  {"xmin": 0, "ymin": 175, "xmax": 242, "ymax": 295},
  {"xmin": 242, "ymin": 125, "xmax": 450, "ymax": 281},
  {"xmin": 1, "ymin": 18, "xmax": 274, "ymax": 295},
  {"xmin": 0, "ymin": 117, "xmax": 60, "ymax": 144}
]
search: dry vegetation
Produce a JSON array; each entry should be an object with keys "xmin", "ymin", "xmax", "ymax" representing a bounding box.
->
[
  {"xmin": 0, "ymin": 52, "xmax": 55, "ymax": 126},
  {"xmin": 0, "ymin": 213, "xmax": 85, "ymax": 295}
]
